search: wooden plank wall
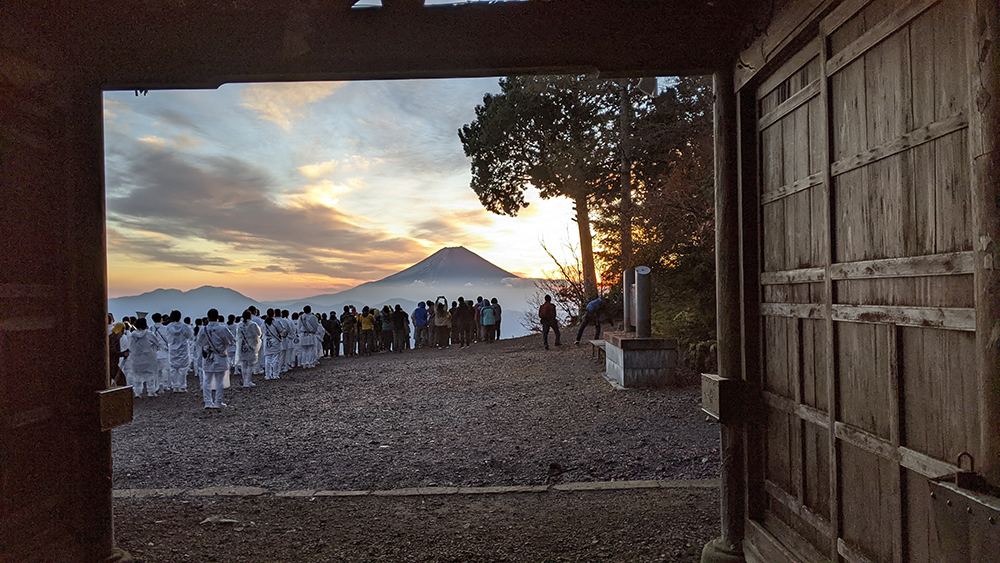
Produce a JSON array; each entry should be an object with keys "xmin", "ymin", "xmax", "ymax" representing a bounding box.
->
[{"xmin": 745, "ymin": 0, "xmax": 985, "ymax": 561}]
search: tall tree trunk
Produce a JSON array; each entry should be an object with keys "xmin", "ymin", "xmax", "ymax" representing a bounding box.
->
[
  {"xmin": 619, "ymin": 80, "xmax": 634, "ymax": 270},
  {"xmin": 574, "ymin": 193, "xmax": 599, "ymax": 299}
]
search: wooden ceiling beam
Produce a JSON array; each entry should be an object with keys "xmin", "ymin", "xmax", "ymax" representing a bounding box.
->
[{"xmin": 3, "ymin": 1, "xmax": 751, "ymax": 88}]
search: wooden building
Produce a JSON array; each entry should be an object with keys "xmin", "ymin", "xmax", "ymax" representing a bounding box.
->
[{"xmin": 1, "ymin": 1, "xmax": 997, "ymax": 561}]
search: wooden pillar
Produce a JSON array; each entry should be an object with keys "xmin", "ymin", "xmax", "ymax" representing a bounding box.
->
[
  {"xmin": 64, "ymin": 80, "xmax": 123, "ymax": 562},
  {"xmin": 0, "ymin": 56, "xmax": 120, "ymax": 560},
  {"xmin": 703, "ymin": 67, "xmax": 746, "ymax": 562},
  {"xmin": 969, "ymin": 0, "xmax": 1000, "ymax": 486},
  {"xmin": 736, "ymin": 85, "xmax": 764, "ymax": 521}
]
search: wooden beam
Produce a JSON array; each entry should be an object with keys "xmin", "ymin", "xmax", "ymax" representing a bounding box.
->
[
  {"xmin": 828, "ymin": 252, "xmax": 975, "ymax": 280},
  {"xmin": 2, "ymin": 1, "xmax": 746, "ymax": 88},
  {"xmin": 829, "ymin": 112, "xmax": 968, "ymax": 177},
  {"xmin": 831, "ymin": 305, "xmax": 975, "ymax": 331},
  {"xmin": 765, "ymin": 479, "xmax": 835, "ymax": 539},
  {"xmin": 825, "ymin": 0, "xmax": 940, "ymax": 77},
  {"xmin": 761, "ymin": 172, "xmax": 823, "ymax": 205},
  {"xmin": 758, "ymin": 79, "xmax": 821, "ymax": 131},
  {"xmin": 735, "ymin": 0, "xmax": 836, "ymax": 91},
  {"xmin": 760, "ymin": 267, "xmax": 826, "ymax": 285}
]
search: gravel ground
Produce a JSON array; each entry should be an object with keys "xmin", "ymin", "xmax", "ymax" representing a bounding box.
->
[
  {"xmin": 115, "ymin": 487, "xmax": 720, "ymax": 562},
  {"xmin": 112, "ymin": 333, "xmax": 720, "ymax": 491}
]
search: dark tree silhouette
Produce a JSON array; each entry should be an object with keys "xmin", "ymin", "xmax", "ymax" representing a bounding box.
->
[{"xmin": 459, "ymin": 76, "xmax": 619, "ymax": 300}]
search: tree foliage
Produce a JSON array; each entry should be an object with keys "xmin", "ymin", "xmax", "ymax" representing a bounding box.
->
[
  {"xmin": 593, "ymin": 76, "xmax": 717, "ymax": 370},
  {"xmin": 459, "ymin": 76, "xmax": 620, "ymax": 298}
]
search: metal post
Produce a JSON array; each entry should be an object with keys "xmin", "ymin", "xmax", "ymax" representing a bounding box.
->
[
  {"xmin": 623, "ymin": 268, "xmax": 636, "ymax": 331},
  {"xmin": 634, "ymin": 266, "xmax": 651, "ymax": 338}
]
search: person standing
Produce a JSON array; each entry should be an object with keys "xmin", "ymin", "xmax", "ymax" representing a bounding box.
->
[
  {"xmin": 412, "ymin": 302, "xmax": 428, "ymax": 349},
  {"xmin": 391, "ymin": 305, "xmax": 408, "ymax": 353},
  {"xmin": 299, "ymin": 305, "xmax": 320, "ymax": 368},
  {"xmin": 263, "ymin": 315, "xmax": 283, "ymax": 380},
  {"xmin": 480, "ymin": 299, "xmax": 496, "ymax": 343},
  {"xmin": 340, "ymin": 305, "xmax": 357, "ymax": 357},
  {"xmin": 538, "ymin": 294, "xmax": 562, "ymax": 350},
  {"xmin": 164, "ymin": 310, "xmax": 194, "ymax": 392},
  {"xmin": 575, "ymin": 297, "xmax": 604, "ymax": 344},
  {"xmin": 150, "ymin": 313, "xmax": 170, "ymax": 393},
  {"xmin": 357, "ymin": 306, "xmax": 376, "ymax": 355},
  {"xmin": 491, "ymin": 298, "xmax": 502, "ymax": 341},
  {"xmin": 122, "ymin": 317, "xmax": 160, "ymax": 398},
  {"xmin": 196, "ymin": 309, "xmax": 235, "ymax": 409},
  {"xmin": 226, "ymin": 314, "xmax": 238, "ymax": 372},
  {"xmin": 453, "ymin": 297, "xmax": 473, "ymax": 348},
  {"xmin": 474, "ymin": 296, "xmax": 485, "ymax": 342},
  {"xmin": 380, "ymin": 305, "xmax": 394, "ymax": 352},
  {"xmin": 108, "ymin": 322, "xmax": 128, "ymax": 387},
  {"xmin": 279, "ymin": 310, "xmax": 293, "ymax": 373},
  {"xmin": 434, "ymin": 297, "xmax": 451, "ymax": 348},
  {"xmin": 250, "ymin": 307, "xmax": 266, "ymax": 376},
  {"xmin": 235, "ymin": 310, "xmax": 262, "ymax": 387},
  {"xmin": 326, "ymin": 312, "xmax": 342, "ymax": 357}
]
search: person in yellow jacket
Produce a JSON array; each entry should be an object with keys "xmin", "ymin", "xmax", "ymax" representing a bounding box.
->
[{"xmin": 357, "ymin": 306, "xmax": 376, "ymax": 356}]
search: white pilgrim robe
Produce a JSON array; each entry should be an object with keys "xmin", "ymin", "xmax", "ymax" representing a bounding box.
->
[
  {"xmin": 152, "ymin": 322, "xmax": 170, "ymax": 390},
  {"xmin": 235, "ymin": 320, "xmax": 262, "ymax": 387},
  {"xmin": 195, "ymin": 321, "xmax": 235, "ymax": 407},
  {"xmin": 299, "ymin": 313, "xmax": 320, "ymax": 368},
  {"xmin": 251, "ymin": 315, "xmax": 266, "ymax": 375},
  {"xmin": 279, "ymin": 316, "xmax": 293, "ymax": 372},
  {"xmin": 123, "ymin": 328, "xmax": 160, "ymax": 397},
  {"xmin": 263, "ymin": 321, "xmax": 283, "ymax": 380},
  {"xmin": 164, "ymin": 321, "xmax": 194, "ymax": 391}
]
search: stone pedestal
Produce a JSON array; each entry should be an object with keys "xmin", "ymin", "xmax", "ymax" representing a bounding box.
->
[{"xmin": 603, "ymin": 332, "xmax": 678, "ymax": 388}]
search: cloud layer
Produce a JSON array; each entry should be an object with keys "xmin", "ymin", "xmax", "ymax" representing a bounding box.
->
[{"xmin": 103, "ymin": 76, "xmax": 579, "ymax": 300}]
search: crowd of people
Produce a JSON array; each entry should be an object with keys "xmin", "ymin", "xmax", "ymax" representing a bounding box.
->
[{"xmin": 108, "ymin": 296, "xmax": 509, "ymax": 409}]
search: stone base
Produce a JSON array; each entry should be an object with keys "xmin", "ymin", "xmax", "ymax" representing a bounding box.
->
[
  {"xmin": 700, "ymin": 537, "xmax": 745, "ymax": 563},
  {"xmin": 603, "ymin": 332, "xmax": 677, "ymax": 388}
]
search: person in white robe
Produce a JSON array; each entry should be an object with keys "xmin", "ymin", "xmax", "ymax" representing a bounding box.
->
[
  {"xmin": 250, "ymin": 307, "xmax": 266, "ymax": 376},
  {"xmin": 314, "ymin": 320, "xmax": 326, "ymax": 367},
  {"xmin": 263, "ymin": 316, "xmax": 283, "ymax": 380},
  {"xmin": 185, "ymin": 317, "xmax": 195, "ymax": 375},
  {"xmin": 235, "ymin": 310, "xmax": 262, "ymax": 388},
  {"xmin": 122, "ymin": 317, "xmax": 160, "ymax": 398},
  {"xmin": 279, "ymin": 310, "xmax": 293, "ymax": 373},
  {"xmin": 164, "ymin": 310, "xmax": 194, "ymax": 392},
  {"xmin": 226, "ymin": 315, "xmax": 238, "ymax": 374},
  {"xmin": 196, "ymin": 309, "xmax": 235, "ymax": 409},
  {"xmin": 299, "ymin": 306, "xmax": 321, "ymax": 368},
  {"xmin": 151, "ymin": 314, "xmax": 170, "ymax": 393},
  {"xmin": 193, "ymin": 320, "xmax": 206, "ymax": 389}
]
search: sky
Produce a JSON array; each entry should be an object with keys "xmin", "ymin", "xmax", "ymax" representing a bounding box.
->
[{"xmin": 103, "ymin": 73, "xmax": 581, "ymax": 301}]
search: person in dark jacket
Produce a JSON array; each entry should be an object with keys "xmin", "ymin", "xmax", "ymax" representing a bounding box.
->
[
  {"xmin": 575, "ymin": 297, "xmax": 603, "ymax": 344},
  {"xmin": 391, "ymin": 305, "xmax": 408, "ymax": 353},
  {"xmin": 340, "ymin": 306, "xmax": 357, "ymax": 357},
  {"xmin": 491, "ymin": 298, "xmax": 502, "ymax": 341},
  {"xmin": 326, "ymin": 313, "xmax": 342, "ymax": 357},
  {"xmin": 538, "ymin": 294, "xmax": 561, "ymax": 350}
]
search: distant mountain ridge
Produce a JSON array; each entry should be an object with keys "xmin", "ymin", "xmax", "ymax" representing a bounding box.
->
[
  {"xmin": 108, "ymin": 248, "xmax": 537, "ymax": 339},
  {"xmin": 108, "ymin": 286, "xmax": 260, "ymax": 320},
  {"xmin": 377, "ymin": 246, "xmax": 518, "ymax": 284},
  {"xmin": 270, "ymin": 246, "xmax": 521, "ymax": 309}
]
